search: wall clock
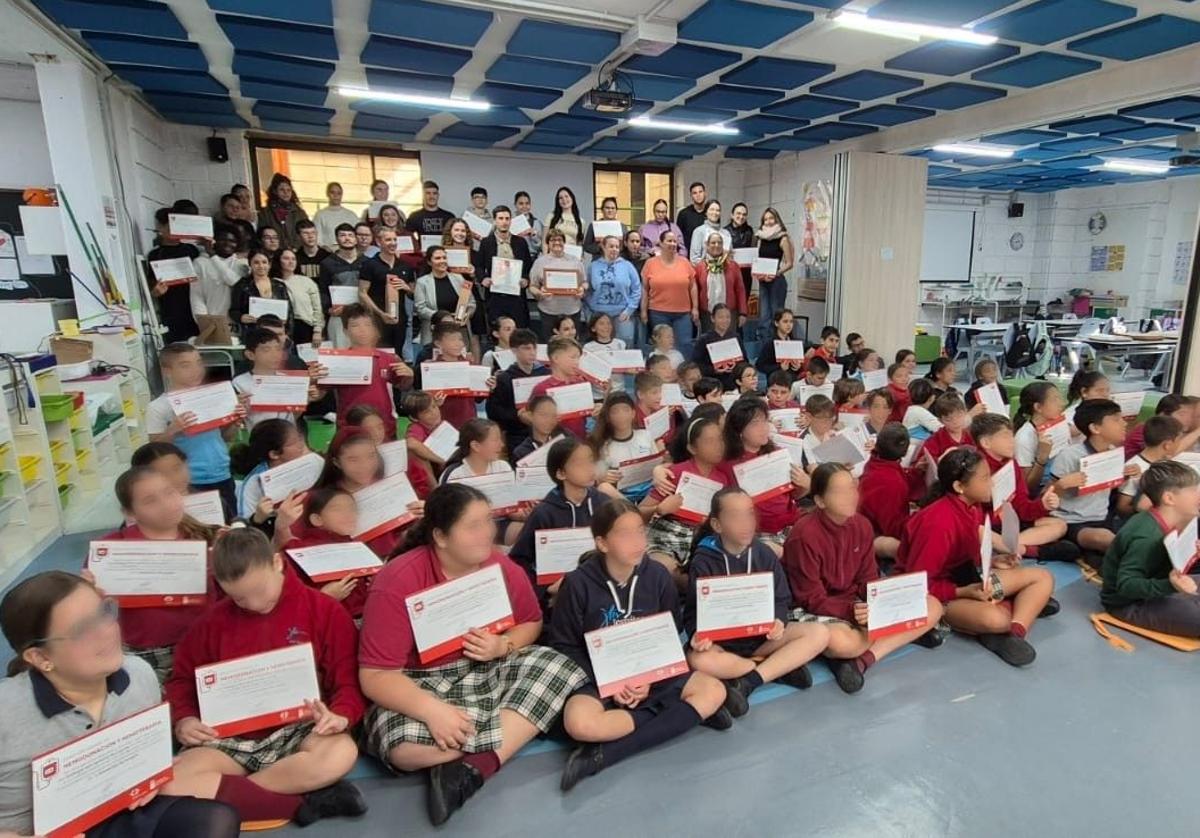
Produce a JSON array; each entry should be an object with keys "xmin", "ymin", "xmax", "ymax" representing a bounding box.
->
[
  {"xmin": 1009, "ymin": 232, "xmax": 1024, "ymax": 251},
  {"xmin": 1088, "ymin": 212, "xmax": 1107, "ymax": 235}
]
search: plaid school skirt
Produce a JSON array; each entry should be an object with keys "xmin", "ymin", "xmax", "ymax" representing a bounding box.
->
[
  {"xmin": 365, "ymin": 646, "xmax": 585, "ymax": 763},
  {"xmin": 647, "ymin": 517, "xmax": 696, "ymax": 568},
  {"xmin": 127, "ymin": 645, "xmax": 174, "ymax": 686},
  {"xmin": 788, "ymin": 607, "xmax": 853, "ymax": 628},
  {"xmin": 203, "ymin": 722, "xmax": 315, "ymax": 774}
]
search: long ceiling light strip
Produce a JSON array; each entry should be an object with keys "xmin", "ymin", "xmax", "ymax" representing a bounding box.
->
[
  {"xmin": 337, "ymin": 86, "xmax": 491, "ymax": 111},
  {"xmin": 628, "ymin": 115, "xmax": 738, "ymax": 135},
  {"xmin": 832, "ymin": 11, "xmax": 998, "ymax": 46}
]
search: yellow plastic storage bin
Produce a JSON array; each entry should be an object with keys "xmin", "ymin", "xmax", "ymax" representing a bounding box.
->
[
  {"xmin": 19, "ymin": 455, "xmax": 40, "ymax": 483},
  {"xmin": 54, "ymin": 461, "xmax": 70, "ymax": 487}
]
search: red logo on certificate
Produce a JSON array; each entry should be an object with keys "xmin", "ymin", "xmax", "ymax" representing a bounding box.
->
[
  {"xmin": 203, "ymin": 673, "xmax": 216, "ymax": 687},
  {"xmin": 700, "ymin": 585, "xmax": 710, "ymax": 597},
  {"xmin": 41, "ymin": 761, "xmax": 58, "ymax": 783},
  {"xmin": 590, "ymin": 636, "xmax": 603, "ymax": 650},
  {"xmin": 95, "ymin": 547, "xmax": 108, "ymax": 559},
  {"xmin": 413, "ymin": 600, "xmax": 425, "ymax": 614}
]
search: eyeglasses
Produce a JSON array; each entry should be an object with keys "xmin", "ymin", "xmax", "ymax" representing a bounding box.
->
[{"xmin": 27, "ymin": 598, "xmax": 119, "ymax": 648}]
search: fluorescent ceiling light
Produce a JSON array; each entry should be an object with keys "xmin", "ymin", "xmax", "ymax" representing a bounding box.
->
[
  {"xmin": 337, "ymin": 86, "xmax": 490, "ymax": 111},
  {"xmin": 628, "ymin": 115, "xmax": 738, "ymax": 135},
  {"xmin": 932, "ymin": 142, "xmax": 1015, "ymax": 159},
  {"xmin": 832, "ymin": 10, "xmax": 998, "ymax": 46},
  {"xmin": 1101, "ymin": 158, "xmax": 1171, "ymax": 175}
]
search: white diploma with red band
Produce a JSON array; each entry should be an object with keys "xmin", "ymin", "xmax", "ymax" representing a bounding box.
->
[
  {"xmin": 1037, "ymin": 416, "xmax": 1070, "ymax": 459},
  {"xmin": 618, "ymin": 452, "xmax": 664, "ymax": 490},
  {"xmin": 451, "ymin": 471, "xmax": 521, "ymax": 516},
  {"xmin": 512, "ymin": 375, "xmax": 550, "ymax": 408},
  {"xmin": 548, "ymin": 382, "xmax": 593, "ymax": 419},
  {"xmin": 183, "ymin": 490, "xmax": 226, "ymax": 526},
  {"xmin": 1112, "ymin": 390, "xmax": 1146, "ymax": 419},
  {"xmin": 316, "ymin": 348, "xmax": 374, "ymax": 385},
  {"xmin": 694, "ymin": 572, "xmax": 776, "ymax": 642},
  {"xmin": 732, "ymin": 449, "xmax": 792, "ymax": 502},
  {"xmin": 406, "ymin": 563, "xmax": 514, "ymax": 664},
  {"xmin": 978, "ymin": 382, "xmax": 1008, "ymax": 416},
  {"xmin": 773, "ymin": 340, "xmax": 806, "ymax": 362},
  {"xmin": 421, "ymin": 361, "xmax": 473, "ymax": 396},
  {"xmin": 86, "ymin": 540, "xmax": 207, "ymax": 608},
  {"xmin": 259, "ymin": 451, "xmax": 324, "ymax": 503},
  {"xmin": 423, "ymin": 421, "xmax": 461, "ymax": 462},
  {"xmin": 861, "ymin": 368, "xmax": 888, "ymax": 390},
  {"xmin": 797, "ymin": 382, "xmax": 834, "ymax": 403},
  {"xmin": 991, "ymin": 459, "xmax": 1016, "ymax": 508},
  {"xmin": 354, "ymin": 472, "xmax": 419, "ymax": 541},
  {"xmin": 608, "ymin": 349, "xmax": 646, "ymax": 372},
  {"xmin": 707, "ymin": 337, "xmax": 743, "ymax": 368},
  {"xmin": 866, "ymin": 571, "xmax": 929, "ymax": 640},
  {"xmin": 1078, "ymin": 447, "xmax": 1126, "ymax": 495},
  {"xmin": 167, "ymin": 382, "xmax": 239, "ymax": 434},
  {"xmin": 534, "ymin": 526, "xmax": 594, "ymax": 584},
  {"xmin": 287, "ymin": 542, "xmax": 383, "ymax": 583},
  {"xmin": 578, "ymin": 351, "xmax": 613, "ymax": 386},
  {"xmin": 675, "ymin": 471, "xmax": 723, "ymax": 523},
  {"xmin": 469, "ymin": 365, "xmax": 491, "ymax": 397},
  {"xmin": 585, "ymin": 611, "xmax": 688, "ymax": 698},
  {"xmin": 644, "ymin": 407, "xmax": 671, "ymax": 442},
  {"xmin": 168, "ymin": 213, "xmax": 213, "ymax": 241},
  {"xmin": 1165, "ymin": 517, "xmax": 1199, "ymax": 573},
  {"xmin": 771, "ymin": 432, "xmax": 806, "ymax": 467},
  {"xmin": 828, "ymin": 363, "xmax": 844, "ymax": 381},
  {"xmin": 330, "ymin": 285, "xmax": 359, "ymax": 306},
  {"xmin": 195, "ymin": 643, "xmax": 321, "ymax": 737},
  {"xmin": 32, "ymin": 703, "xmax": 174, "ymax": 838},
  {"xmin": 248, "ymin": 297, "xmax": 289, "ymax": 321},
  {"xmin": 514, "ymin": 464, "xmax": 555, "ymax": 504},
  {"xmin": 250, "ymin": 372, "xmax": 310, "ymax": 411},
  {"xmin": 515, "ymin": 435, "xmax": 564, "ymax": 469},
  {"xmin": 378, "ymin": 439, "xmax": 409, "ymax": 476},
  {"xmin": 149, "ymin": 256, "xmax": 196, "ymax": 286},
  {"xmin": 731, "ymin": 247, "xmax": 756, "ymax": 267},
  {"xmin": 661, "ymin": 382, "xmax": 684, "ymax": 407},
  {"xmin": 751, "ymin": 257, "xmax": 779, "ymax": 277}
]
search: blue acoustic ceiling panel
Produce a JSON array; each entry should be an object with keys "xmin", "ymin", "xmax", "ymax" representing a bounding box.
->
[
  {"xmin": 107, "ymin": 65, "xmax": 226, "ymax": 95},
  {"xmin": 927, "ymin": 164, "xmax": 961, "ymax": 177},
  {"xmin": 252, "ymin": 101, "xmax": 333, "ymax": 125},
  {"xmin": 369, "ymin": 0, "xmax": 491, "ymax": 47},
  {"xmin": 486, "ymin": 56, "xmax": 590, "ymax": 89},
  {"xmin": 977, "ymin": 0, "xmax": 1136, "ymax": 45},
  {"xmin": 621, "ymin": 44, "xmax": 741, "ymax": 79},
  {"xmin": 1101, "ymin": 123, "xmax": 1188, "ymax": 142},
  {"xmin": 868, "ymin": 0, "xmax": 1019, "ymax": 25},
  {"xmin": 515, "ymin": 142, "xmax": 576, "ymax": 154},
  {"xmin": 686, "ymin": 84, "xmax": 782, "ymax": 112},
  {"xmin": 536, "ymin": 113, "xmax": 617, "ymax": 135},
  {"xmin": 763, "ymin": 94, "xmax": 857, "ymax": 120},
  {"xmin": 678, "ymin": 0, "xmax": 813, "ymax": 49},
  {"xmin": 792, "ymin": 122, "xmax": 877, "ymax": 142},
  {"xmin": 474, "ymin": 82, "xmax": 562, "ymax": 110},
  {"xmin": 1039, "ymin": 136, "xmax": 1118, "ymax": 152},
  {"xmin": 725, "ymin": 146, "xmax": 779, "ymax": 159},
  {"xmin": 234, "ymin": 51, "xmax": 334, "ymax": 86},
  {"xmin": 240, "ymin": 78, "xmax": 328, "ymax": 107},
  {"xmin": 622, "ymin": 72, "xmax": 696, "ymax": 101},
  {"xmin": 1068, "ymin": 14, "xmax": 1200, "ymax": 60},
  {"xmin": 82, "ymin": 33, "xmax": 207, "ymax": 70},
  {"xmin": 215, "ymin": 14, "xmax": 338, "ymax": 61},
  {"xmin": 519, "ymin": 131, "xmax": 588, "ymax": 148},
  {"xmin": 1101, "ymin": 145, "xmax": 1177, "ymax": 160},
  {"xmin": 361, "ymin": 35, "xmax": 471, "ymax": 76},
  {"xmin": 1013, "ymin": 146, "xmax": 1066, "ymax": 161},
  {"xmin": 431, "ymin": 137, "xmax": 497, "ymax": 149},
  {"xmin": 157, "ymin": 110, "xmax": 249, "ymax": 128},
  {"xmin": 755, "ymin": 136, "xmax": 827, "ymax": 151},
  {"xmin": 257, "ymin": 119, "xmax": 330, "ymax": 136},
  {"xmin": 507, "ymin": 19, "xmax": 621, "ymax": 63},
  {"xmin": 899, "ymin": 82, "xmax": 1005, "ymax": 109},
  {"xmin": 34, "ymin": 0, "xmax": 186, "ymax": 38},
  {"xmin": 618, "ymin": 124, "xmax": 690, "ymax": 141},
  {"xmin": 145, "ymin": 92, "xmax": 237, "ymax": 115},
  {"xmin": 452, "ymin": 107, "xmax": 531, "ymax": 127},
  {"xmin": 208, "ymin": 0, "xmax": 332, "ymax": 25},
  {"xmin": 982, "ymin": 128, "xmax": 1065, "ymax": 145},
  {"xmin": 656, "ymin": 142, "xmax": 718, "ymax": 156},
  {"xmin": 840, "ymin": 104, "xmax": 934, "ymax": 126},
  {"xmin": 885, "ymin": 42, "xmax": 1019, "ymax": 76},
  {"xmin": 660, "ymin": 105, "xmax": 737, "ymax": 122},
  {"xmin": 351, "ymin": 112, "xmax": 427, "ymax": 135},
  {"xmin": 1049, "ymin": 113, "xmax": 1141, "ymax": 133},
  {"xmin": 813, "ymin": 70, "xmax": 922, "ymax": 100},
  {"xmin": 720, "ymin": 57, "xmax": 834, "ymax": 90},
  {"xmin": 1119, "ymin": 96, "xmax": 1200, "ymax": 121},
  {"xmin": 437, "ymin": 124, "xmax": 519, "ymax": 143},
  {"xmin": 1041, "ymin": 155, "xmax": 1104, "ymax": 168},
  {"xmin": 633, "ymin": 154, "xmax": 696, "ymax": 165},
  {"xmin": 731, "ymin": 115, "xmax": 808, "ymax": 135},
  {"xmin": 352, "ymin": 126, "xmax": 419, "ymax": 142},
  {"xmin": 363, "ymin": 68, "xmax": 454, "ymax": 97},
  {"xmin": 585, "ymin": 137, "xmax": 658, "ymax": 154},
  {"xmin": 971, "ymin": 52, "xmax": 1100, "ymax": 87}
]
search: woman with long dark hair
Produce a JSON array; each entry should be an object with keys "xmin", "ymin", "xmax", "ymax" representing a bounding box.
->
[
  {"xmin": 754, "ymin": 207, "xmax": 795, "ymax": 343},
  {"xmin": 257, "ymin": 172, "xmax": 309, "ymax": 248},
  {"xmin": 544, "ymin": 185, "xmax": 584, "ymax": 245}
]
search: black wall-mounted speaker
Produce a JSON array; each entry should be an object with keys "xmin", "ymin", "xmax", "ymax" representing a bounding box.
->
[
  {"xmin": 1007, "ymin": 202, "xmax": 1025, "ymax": 218},
  {"xmin": 206, "ymin": 136, "xmax": 229, "ymax": 163}
]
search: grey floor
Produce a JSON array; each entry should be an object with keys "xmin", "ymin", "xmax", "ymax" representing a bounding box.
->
[{"xmin": 5, "ymin": 533, "xmax": 1193, "ymax": 838}]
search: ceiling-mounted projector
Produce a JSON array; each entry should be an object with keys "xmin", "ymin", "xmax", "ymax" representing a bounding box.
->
[{"xmin": 582, "ymin": 88, "xmax": 633, "ymax": 114}]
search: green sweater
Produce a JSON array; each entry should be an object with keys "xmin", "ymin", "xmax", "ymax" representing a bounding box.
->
[{"xmin": 1100, "ymin": 510, "xmax": 1176, "ymax": 610}]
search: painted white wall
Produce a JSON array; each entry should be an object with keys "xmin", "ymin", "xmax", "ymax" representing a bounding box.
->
[
  {"xmin": 0, "ymin": 63, "xmax": 53, "ymax": 189},
  {"xmin": 420, "ymin": 149, "xmax": 594, "ymax": 223}
]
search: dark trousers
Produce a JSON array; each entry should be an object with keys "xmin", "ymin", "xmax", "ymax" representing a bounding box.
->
[{"xmin": 1111, "ymin": 579, "xmax": 1200, "ymax": 638}]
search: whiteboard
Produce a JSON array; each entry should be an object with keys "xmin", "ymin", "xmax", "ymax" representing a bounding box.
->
[{"xmin": 921, "ymin": 208, "xmax": 975, "ymax": 283}]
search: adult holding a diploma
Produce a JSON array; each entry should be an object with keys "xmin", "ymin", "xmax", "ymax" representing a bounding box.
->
[
  {"xmin": 229, "ymin": 250, "xmax": 293, "ymax": 337},
  {"xmin": 529, "ymin": 229, "xmax": 586, "ymax": 340},
  {"xmin": 0, "ymin": 572, "xmax": 239, "ymax": 838},
  {"xmin": 358, "ymin": 484, "xmax": 584, "ymax": 826}
]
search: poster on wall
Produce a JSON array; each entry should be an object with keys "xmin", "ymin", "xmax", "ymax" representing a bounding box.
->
[
  {"xmin": 1173, "ymin": 241, "xmax": 1193, "ymax": 285},
  {"xmin": 798, "ymin": 180, "xmax": 832, "ymax": 302},
  {"xmin": 1089, "ymin": 245, "xmax": 1126, "ymax": 272}
]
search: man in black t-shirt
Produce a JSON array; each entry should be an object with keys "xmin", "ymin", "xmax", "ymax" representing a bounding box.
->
[
  {"xmin": 358, "ymin": 228, "xmax": 415, "ymax": 355},
  {"xmin": 676, "ymin": 181, "xmax": 709, "ymax": 249},
  {"xmin": 294, "ymin": 219, "xmax": 329, "ymax": 279},
  {"xmin": 146, "ymin": 206, "xmax": 200, "ymax": 343},
  {"xmin": 404, "ymin": 179, "xmax": 456, "ymax": 239}
]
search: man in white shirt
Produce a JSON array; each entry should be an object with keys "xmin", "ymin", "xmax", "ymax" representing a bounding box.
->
[{"xmin": 190, "ymin": 226, "xmax": 247, "ymax": 344}]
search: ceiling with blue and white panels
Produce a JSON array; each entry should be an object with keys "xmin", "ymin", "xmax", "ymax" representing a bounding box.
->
[{"xmin": 26, "ymin": 0, "xmax": 1200, "ymax": 179}]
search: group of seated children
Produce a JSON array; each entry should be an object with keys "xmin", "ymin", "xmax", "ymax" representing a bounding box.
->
[{"xmin": 2, "ymin": 306, "xmax": 1199, "ymax": 837}]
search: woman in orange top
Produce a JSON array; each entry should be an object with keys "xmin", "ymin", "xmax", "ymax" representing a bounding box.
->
[{"xmin": 640, "ymin": 229, "xmax": 699, "ymax": 358}]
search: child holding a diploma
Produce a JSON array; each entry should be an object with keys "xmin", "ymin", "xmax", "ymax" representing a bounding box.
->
[
  {"xmin": 509, "ymin": 394, "xmax": 565, "ymax": 465},
  {"xmin": 686, "ymin": 488, "xmax": 829, "ymax": 713},
  {"xmin": 1100, "ymin": 460, "xmax": 1200, "ymax": 637},
  {"xmin": 0, "ymin": 572, "xmax": 241, "ymax": 838},
  {"xmin": 438, "ymin": 418, "xmax": 526, "ymax": 544},
  {"xmin": 233, "ymin": 419, "xmax": 311, "ymax": 523},
  {"xmin": 858, "ymin": 423, "xmax": 922, "ymax": 560},
  {"xmin": 641, "ymin": 415, "xmax": 730, "ymax": 589},
  {"xmin": 590, "ymin": 392, "xmax": 660, "ymax": 502},
  {"xmin": 232, "ymin": 327, "xmax": 318, "ymax": 431},
  {"xmin": 884, "ymin": 363, "xmax": 912, "ymax": 424},
  {"xmin": 1117, "ymin": 415, "xmax": 1184, "ymax": 518},
  {"xmin": 895, "ymin": 448, "xmax": 1055, "ymax": 667},
  {"xmin": 917, "ymin": 393, "xmax": 976, "ymax": 466},
  {"xmin": 131, "ymin": 441, "xmax": 194, "ymax": 499},
  {"xmin": 165, "ymin": 529, "xmax": 368, "ymax": 828},
  {"xmin": 730, "ymin": 362, "xmax": 760, "ymax": 398},
  {"xmin": 530, "ymin": 336, "xmax": 593, "ymax": 439},
  {"xmin": 1012, "ymin": 381, "xmax": 1068, "ymax": 493},
  {"xmin": 549, "ymin": 498, "xmax": 730, "ymax": 792},
  {"xmin": 329, "ymin": 304, "xmax": 414, "ymax": 436},
  {"xmin": 358, "ymin": 484, "xmax": 585, "ymax": 826},
  {"xmin": 691, "ymin": 304, "xmax": 744, "ymax": 391},
  {"xmin": 863, "ymin": 388, "xmax": 894, "ymax": 437},
  {"xmin": 416, "ymin": 321, "xmax": 482, "ymax": 431},
  {"xmin": 92, "ymin": 467, "xmax": 220, "ymax": 684},
  {"xmin": 147, "ymin": 343, "xmax": 245, "ymax": 520},
  {"xmin": 284, "ymin": 487, "xmax": 372, "ymax": 618},
  {"xmin": 784, "ymin": 465, "xmax": 944, "ymax": 694}
]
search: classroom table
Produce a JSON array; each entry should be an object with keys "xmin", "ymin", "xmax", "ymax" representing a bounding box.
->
[
  {"xmin": 947, "ymin": 322, "xmax": 1009, "ymax": 373},
  {"xmin": 194, "ymin": 344, "xmax": 240, "ymax": 381},
  {"xmin": 1054, "ymin": 333, "xmax": 1178, "ymax": 382}
]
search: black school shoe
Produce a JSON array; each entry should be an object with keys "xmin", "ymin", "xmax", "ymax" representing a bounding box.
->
[
  {"xmin": 294, "ymin": 780, "xmax": 368, "ymax": 826},
  {"xmin": 721, "ymin": 678, "xmax": 752, "ymax": 718},
  {"xmin": 776, "ymin": 664, "xmax": 813, "ymax": 690},
  {"xmin": 428, "ymin": 761, "xmax": 484, "ymax": 826},
  {"xmin": 913, "ymin": 622, "xmax": 948, "ymax": 648},
  {"xmin": 701, "ymin": 707, "xmax": 734, "ymax": 731},
  {"xmin": 977, "ymin": 633, "xmax": 1036, "ymax": 667},
  {"xmin": 1038, "ymin": 541, "xmax": 1081, "ymax": 563},
  {"xmin": 561, "ymin": 744, "xmax": 605, "ymax": 792},
  {"xmin": 1039, "ymin": 597, "xmax": 1061, "ymax": 618},
  {"xmin": 828, "ymin": 659, "xmax": 865, "ymax": 695}
]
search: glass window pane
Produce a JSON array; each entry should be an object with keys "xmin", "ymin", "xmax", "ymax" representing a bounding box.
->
[{"xmin": 592, "ymin": 166, "xmax": 673, "ymax": 228}]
